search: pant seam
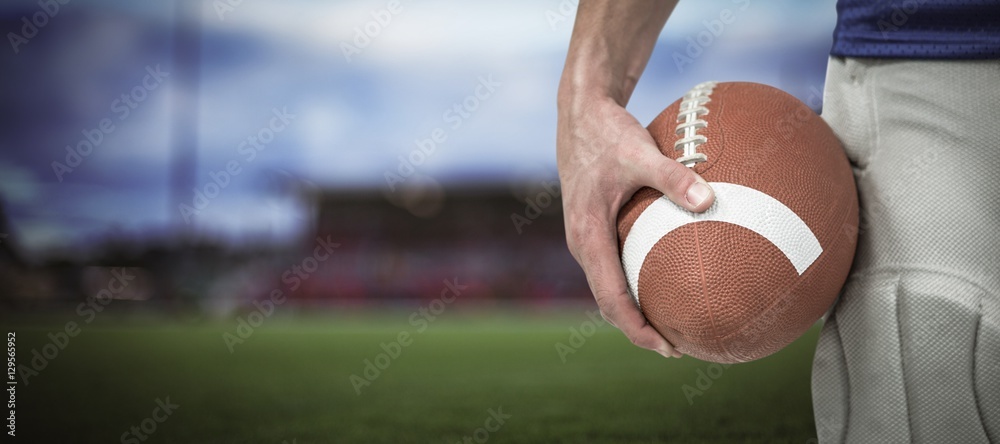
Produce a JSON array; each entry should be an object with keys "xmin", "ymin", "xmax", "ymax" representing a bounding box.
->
[{"xmin": 893, "ymin": 274, "xmax": 915, "ymax": 442}]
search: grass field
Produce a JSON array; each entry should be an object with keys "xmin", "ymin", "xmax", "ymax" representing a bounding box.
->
[{"xmin": 8, "ymin": 309, "xmax": 820, "ymax": 443}]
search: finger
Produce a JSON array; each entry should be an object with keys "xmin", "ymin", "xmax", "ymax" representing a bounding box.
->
[
  {"xmin": 638, "ymin": 150, "xmax": 715, "ymax": 213},
  {"xmin": 574, "ymin": 220, "xmax": 677, "ymax": 358}
]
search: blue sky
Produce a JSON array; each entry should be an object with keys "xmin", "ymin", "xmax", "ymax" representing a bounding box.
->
[{"xmin": 0, "ymin": 0, "xmax": 838, "ymax": 256}]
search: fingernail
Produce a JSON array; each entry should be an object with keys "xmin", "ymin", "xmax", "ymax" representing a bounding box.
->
[
  {"xmin": 685, "ymin": 182, "xmax": 712, "ymax": 208},
  {"xmin": 657, "ymin": 349, "xmax": 673, "ymax": 359},
  {"xmin": 672, "ymin": 350, "xmax": 683, "ymax": 358}
]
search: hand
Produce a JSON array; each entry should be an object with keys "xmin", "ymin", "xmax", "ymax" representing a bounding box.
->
[{"xmin": 557, "ymin": 92, "xmax": 715, "ymax": 358}]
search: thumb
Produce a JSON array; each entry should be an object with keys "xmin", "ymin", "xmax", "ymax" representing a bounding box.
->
[{"xmin": 639, "ymin": 151, "xmax": 715, "ymax": 213}]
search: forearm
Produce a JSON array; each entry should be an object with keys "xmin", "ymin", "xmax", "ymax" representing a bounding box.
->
[{"xmin": 559, "ymin": 0, "xmax": 678, "ymax": 107}]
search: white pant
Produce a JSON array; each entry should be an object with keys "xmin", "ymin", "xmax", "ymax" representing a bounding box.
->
[{"xmin": 813, "ymin": 57, "xmax": 1000, "ymax": 443}]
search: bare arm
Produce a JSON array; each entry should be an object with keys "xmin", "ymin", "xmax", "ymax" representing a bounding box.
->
[
  {"xmin": 557, "ymin": 0, "xmax": 715, "ymax": 358},
  {"xmin": 560, "ymin": 0, "xmax": 675, "ymax": 108}
]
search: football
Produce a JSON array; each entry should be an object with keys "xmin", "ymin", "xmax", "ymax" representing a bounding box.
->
[{"xmin": 617, "ymin": 81, "xmax": 858, "ymax": 363}]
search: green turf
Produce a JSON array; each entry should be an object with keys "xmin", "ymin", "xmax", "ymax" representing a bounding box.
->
[{"xmin": 8, "ymin": 311, "xmax": 820, "ymax": 443}]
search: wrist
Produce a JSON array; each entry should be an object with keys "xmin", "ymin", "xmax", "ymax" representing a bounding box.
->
[
  {"xmin": 558, "ymin": 76, "xmax": 628, "ymax": 123},
  {"xmin": 559, "ymin": 40, "xmax": 647, "ymax": 111},
  {"xmin": 558, "ymin": 55, "xmax": 631, "ymax": 109}
]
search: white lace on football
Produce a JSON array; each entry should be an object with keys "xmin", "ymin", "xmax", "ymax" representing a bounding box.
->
[{"xmin": 674, "ymin": 81, "xmax": 718, "ymax": 167}]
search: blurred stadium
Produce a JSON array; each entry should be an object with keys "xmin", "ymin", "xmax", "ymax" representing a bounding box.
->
[{"xmin": 1, "ymin": 0, "xmax": 837, "ymax": 442}]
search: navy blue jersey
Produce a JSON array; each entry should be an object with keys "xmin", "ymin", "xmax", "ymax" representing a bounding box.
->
[{"xmin": 831, "ymin": 0, "xmax": 1000, "ymax": 58}]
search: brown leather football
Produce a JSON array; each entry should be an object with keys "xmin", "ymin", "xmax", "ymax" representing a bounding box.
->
[{"xmin": 617, "ymin": 81, "xmax": 858, "ymax": 363}]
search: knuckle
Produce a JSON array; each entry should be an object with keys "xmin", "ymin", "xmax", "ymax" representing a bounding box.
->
[
  {"xmin": 620, "ymin": 144, "xmax": 645, "ymax": 165},
  {"xmin": 595, "ymin": 297, "xmax": 618, "ymax": 322},
  {"xmin": 568, "ymin": 211, "xmax": 609, "ymax": 248},
  {"xmin": 593, "ymin": 291, "xmax": 613, "ymax": 311},
  {"xmin": 564, "ymin": 231, "xmax": 578, "ymax": 255},
  {"xmin": 599, "ymin": 310, "xmax": 614, "ymax": 325},
  {"xmin": 658, "ymin": 161, "xmax": 696, "ymax": 193},
  {"xmin": 625, "ymin": 331, "xmax": 647, "ymax": 348},
  {"xmin": 630, "ymin": 332, "xmax": 659, "ymax": 350},
  {"xmin": 566, "ymin": 221, "xmax": 590, "ymax": 248},
  {"xmin": 597, "ymin": 303, "xmax": 614, "ymax": 325}
]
